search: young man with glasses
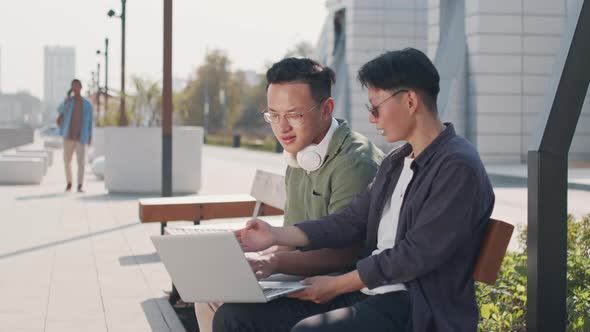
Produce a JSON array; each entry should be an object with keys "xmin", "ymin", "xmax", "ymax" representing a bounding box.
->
[
  {"xmin": 224, "ymin": 48, "xmax": 495, "ymax": 332},
  {"xmin": 194, "ymin": 57, "xmax": 384, "ymax": 332}
]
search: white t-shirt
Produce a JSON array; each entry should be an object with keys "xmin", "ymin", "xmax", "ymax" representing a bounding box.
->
[{"xmin": 361, "ymin": 156, "xmax": 414, "ymax": 295}]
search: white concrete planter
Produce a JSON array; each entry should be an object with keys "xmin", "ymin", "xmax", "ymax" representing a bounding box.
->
[
  {"xmin": 43, "ymin": 138, "xmax": 63, "ymax": 149},
  {"xmin": 104, "ymin": 126, "xmax": 203, "ymax": 194},
  {"xmin": 16, "ymin": 148, "xmax": 54, "ymax": 165},
  {"xmin": 0, "ymin": 157, "xmax": 45, "ymax": 184},
  {"xmin": 2, "ymin": 152, "xmax": 50, "ymax": 172},
  {"xmin": 88, "ymin": 127, "xmax": 105, "ymax": 162}
]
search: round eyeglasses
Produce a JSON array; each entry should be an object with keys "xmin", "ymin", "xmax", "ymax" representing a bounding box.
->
[{"xmin": 261, "ymin": 102, "xmax": 322, "ymax": 127}]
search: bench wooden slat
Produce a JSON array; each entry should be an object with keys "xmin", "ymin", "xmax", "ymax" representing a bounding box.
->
[
  {"xmin": 473, "ymin": 218, "xmax": 515, "ymax": 285},
  {"xmin": 139, "ymin": 193, "xmax": 254, "ymax": 206},
  {"xmin": 140, "ymin": 194, "xmax": 255, "ymax": 222},
  {"xmin": 139, "ymin": 194, "xmax": 285, "ymax": 223}
]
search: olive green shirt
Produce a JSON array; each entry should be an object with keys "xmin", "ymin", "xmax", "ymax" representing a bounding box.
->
[{"xmin": 284, "ymin": 119, "xmax": 383, "ymax": 226}]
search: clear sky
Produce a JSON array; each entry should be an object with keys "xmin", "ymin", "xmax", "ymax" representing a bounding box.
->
[{"xmin": 0, "ymin": 0, "xmax": 328, "ymax": 100}]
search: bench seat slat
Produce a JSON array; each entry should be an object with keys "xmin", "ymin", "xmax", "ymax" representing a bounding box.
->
[{"xmin": 139, "ymin": 194, "xmax": 284, "ymax": 223}]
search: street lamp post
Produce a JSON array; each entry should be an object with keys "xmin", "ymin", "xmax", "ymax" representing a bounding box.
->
[
  {"xmin": 90, "ymin": 71, "xmax": 96, "ymax": 109},
  {"xmin": 96, "ymin": 62, "xmax": 101, "ymax": 125},
  {"xmin": 108, "ymin": 0, "xmax": 128, "ymax": 126},
  {"xmin": 162, "ymin": 0, "xmax": 173, "ymax": 199},
  {"xmin": 220, "ymin": 62, "xmax": 227, "ymax": 132},
  {"xmin": 96, "ymin": 37, "xmax": 109, "ymax": 126}
]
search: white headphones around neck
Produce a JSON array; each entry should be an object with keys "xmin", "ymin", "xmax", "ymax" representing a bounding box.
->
[{"xmin": 284, "ymin": 118, "xmax": 339, "ymax": 172}]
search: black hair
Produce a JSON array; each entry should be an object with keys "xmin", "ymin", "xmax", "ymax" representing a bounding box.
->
[
  {"xmin": 266, "ymin": 58, "xmax": 335, "ymax": 103},
  {"xmin": 358, "ymin": 48, "xmax": 440, "ymax": 112},
  {"xmin": 71, "ymin": 79, "xmax": 82, "ymax": 88}
]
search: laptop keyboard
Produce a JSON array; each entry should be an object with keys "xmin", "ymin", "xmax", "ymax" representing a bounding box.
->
[{"xmin": 262, "ymin": 287, "xmax": 295, "ymax": 298}]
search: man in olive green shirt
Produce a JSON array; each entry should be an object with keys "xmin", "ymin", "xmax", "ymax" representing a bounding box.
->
[{"xmin": 195, "ymin": 58, "xmax": 383, "ymax": 332}]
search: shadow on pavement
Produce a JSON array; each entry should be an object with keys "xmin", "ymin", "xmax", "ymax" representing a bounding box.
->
[
  {"xmin": 119, "ymin": 252, "xmax": 161, "ymax": 266},
  {"xmin": 0, "ymin": 221, "xmax": 140, "ymax": 261},
  {"xmin": 77, "ymin": 193, "xmax": 145, "ymax": 202},
  {"xmin": 141, "ymin": 297, "xmax": 198, "ymax": 332},
  {"xmin": 15, "ymin": 192, "xmax": 66, "ymax": 200}
]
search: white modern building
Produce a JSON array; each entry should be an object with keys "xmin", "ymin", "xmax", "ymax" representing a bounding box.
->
[
  {"xmin": 314, "ymin": 0, "xmax": 589, "ymax": 162},
  {"xmin": 44, "ymin": 46, "xmax": 76, "ymax": 114}
]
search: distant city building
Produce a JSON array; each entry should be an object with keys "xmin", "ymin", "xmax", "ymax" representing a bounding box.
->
[
  {"xmin": 44, "ymin": 46, "xmax": 76, "ymax": 114},
  {"xmin": 314, "ymin": 0, "xmax": 589, "ymax": 162},
  {"xmin": 0, "ymin": 92, "xmax": 43, "ymax": 128}
]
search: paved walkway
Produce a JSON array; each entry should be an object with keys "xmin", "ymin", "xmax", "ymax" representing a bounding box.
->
[
  {"xmin": 1, "ymin": 141, "xmax": 589, "ymax": 331},
  {"xmin": 0, "ymin": 143, "xmax": 285, "ymax": 332}
]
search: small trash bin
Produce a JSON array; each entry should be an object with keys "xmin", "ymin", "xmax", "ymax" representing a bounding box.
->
[{"xmin": 232, "ymin": 135, "xmax": 241, "ymax": 148}]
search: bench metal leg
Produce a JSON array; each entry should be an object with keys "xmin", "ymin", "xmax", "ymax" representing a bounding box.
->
[{"xmin": 161, "ymin": 222, "xmax": 167, "ymax": 235}]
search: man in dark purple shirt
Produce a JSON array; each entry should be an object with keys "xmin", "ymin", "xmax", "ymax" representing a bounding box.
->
[{"xmin": 222, "ymin": 48, "xmax": 495, "ymax": 332}]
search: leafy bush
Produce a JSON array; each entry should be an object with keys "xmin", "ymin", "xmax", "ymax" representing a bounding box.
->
[{"xmin": 477, "ymin": 215, "xmax": 590, "ymax": 331}]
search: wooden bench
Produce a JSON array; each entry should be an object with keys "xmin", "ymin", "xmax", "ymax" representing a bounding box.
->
[
  {"xmin": 139, "ymin": 169, "xmax": 513, "ymax": 285},
  {"xmin": 139, "ymin": 170, "xmax": 286, "ymax": 234},
  {"xmin": 140, "ymin": 169, "xmax": 287, "ymax": 305}
]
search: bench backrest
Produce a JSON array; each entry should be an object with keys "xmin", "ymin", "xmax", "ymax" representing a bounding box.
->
[
  {"xmin": 250, "ymin": 170, "xmax": 287, "ymax": 217},
  {"xmin": 473, "ymin": 218, "xmax": 515, "ymax": 285}
]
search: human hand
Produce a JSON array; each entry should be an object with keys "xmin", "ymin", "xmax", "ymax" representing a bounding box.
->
[
  {"xmin": 245, "ymin": 252, "xmax": 278, "ymax": 280},
  {"xmin": 234, "ymin": 218, "xmax": 276, "ymax": 252},
  {"xmin": 287, "ymin": 275, "xmax": 343, "ymax": 304}
]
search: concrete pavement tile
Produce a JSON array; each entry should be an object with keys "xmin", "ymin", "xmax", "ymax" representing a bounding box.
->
[
  {"xmin": 0, "ymin": 296, "xmax": 47, "ymax": 315},
  {"xmin": 0, "ymin": 313, "xmax": 45, "ymax": 329},
  {"xmin": 0, "ymin": 284, "xmax": 50, "ymax": 297},
  {"xmin": 46, "ymin": 294, "xmax": 104, "ymax": 321},
  {"xmin": 0, "ymin": 251, "xmax": 54, "ymax": 265},
  {"xmin": 48, "ymin": 283, "xmax": 101, "ymax": 299},
  {"xmin": 0, "ymin": 267, "xmax": 51, "ymax": 282},
  {"xmin": 46, "ymin": 311, "xmax": 105, "ymax": 322},
  {"xmin": 45, "ymin": 318, "xmax": 107, "ymax": 332},
  {"xmin": 98, "ymin": 280, "xmax": 152, "ymax": 298},
  {"xmin": 51, "ymin": 267, "xmax": 98, "ymax": 282}
]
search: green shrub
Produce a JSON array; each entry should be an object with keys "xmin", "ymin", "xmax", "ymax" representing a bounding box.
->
[{"xmin": 477, "ymin": 215, "xmax": 590, "ymax": 331}]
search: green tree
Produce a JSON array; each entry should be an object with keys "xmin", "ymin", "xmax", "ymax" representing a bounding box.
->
[
  {"xmin": 178, "ymin": 50, "xmax": 239, "ymax": 134},
  {"xmin": 130, "ymin": 76, "xmax": 162, "ymax": 127},
  {"xmin": 98, "ymin": 95, "xmax": 133, "ymax": 127},
  {"xmin": 233, "ymin": 71, "xmax": 267, "ymax": 133}
]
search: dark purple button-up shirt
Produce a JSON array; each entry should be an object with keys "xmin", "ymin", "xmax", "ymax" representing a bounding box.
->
[{"xmin": 296, "ymin": 123, "xmax": 495, "ymax": 332}]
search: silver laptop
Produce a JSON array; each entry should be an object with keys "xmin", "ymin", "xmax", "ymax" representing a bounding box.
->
[{"xmin": 151, "ymin": 230, "xmax": 306, "ymax": 303}]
